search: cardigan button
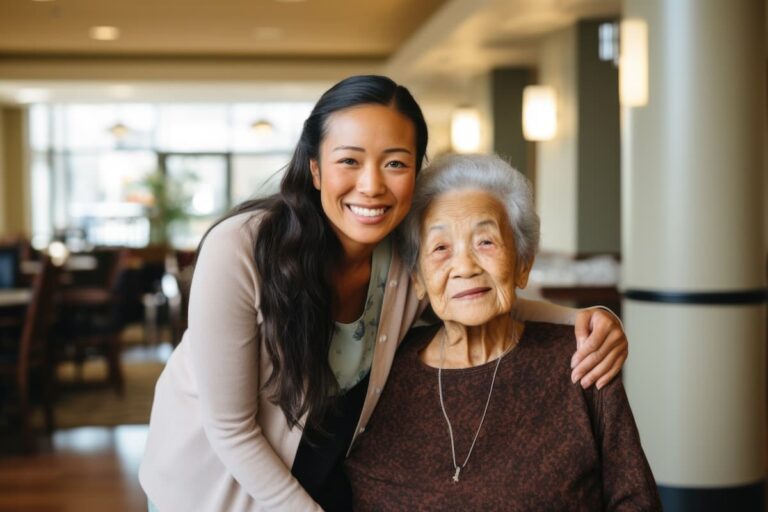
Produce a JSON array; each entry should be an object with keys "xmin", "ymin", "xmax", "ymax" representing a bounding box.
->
[
  {"xmin": 374, "ymin": 387, "xmax": 382, "ymax": 395},
  {"xmin": 378, "ymin": 334, "xmax": 387, "ymax": 343},
  {"xmin": 359, "ymin": 426, "xmax": 366, "ymax": 434},
  {"xmin": 389, "ymin": 280, "xmax": 398, "ymax": 288}
]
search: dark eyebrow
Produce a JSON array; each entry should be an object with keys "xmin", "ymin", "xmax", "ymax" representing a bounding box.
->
[{"xmin": 331, "ymin": 145, "xmax": 412, "ymax": 155}]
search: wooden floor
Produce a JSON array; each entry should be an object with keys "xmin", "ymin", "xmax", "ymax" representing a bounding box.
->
[
  {"xmin": 0, "ymin": 426, "xmax": 149, "ymax": 512},
  {"xmin": 0, "ymin": 338, "xmax": 169, "ymax": 512}
]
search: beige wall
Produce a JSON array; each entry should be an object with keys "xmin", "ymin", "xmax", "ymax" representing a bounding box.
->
[
  {"xmin": 536, "ymin": 26, "xmax": 579, "ymax": 254},
  {"xmin": 0, "ymin": 109, "xmax": 5, "ymax": 235},
  {"xmin": 0, "ymin": 107, "xmax": 30, "ymax": 238}
]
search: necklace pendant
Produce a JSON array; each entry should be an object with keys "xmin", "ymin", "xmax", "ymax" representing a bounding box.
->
[{"xmin": 452, "ymin": 466, "xmax": 461, "ymax": 483}]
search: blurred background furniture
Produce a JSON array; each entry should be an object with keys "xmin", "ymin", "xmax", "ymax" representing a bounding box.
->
[
  {"xmin": 0, "ymin": 245, "xmax": 19, "ymax": 290},
  {"xmin": 0, "ymin": 256, "xmax": 60, "ymax": 451},
  {"xmin": 143, "ymin": 250, "xmax": 193, "ymax": 347},
  {"xmin": 525, "ymin": 253, "xmax": 623, "ymax": 318},
  {"xmin": 53, "ymin": 248, "xmax": 132, "ymax": 395}
]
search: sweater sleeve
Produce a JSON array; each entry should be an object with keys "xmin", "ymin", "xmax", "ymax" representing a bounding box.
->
[
  {"xmin": 187, "ymin": 215, "xmax": 321, "ymax": 511},
  {"xmin": 513, "ymin": 297, "xmax": 579, "ymax": 324},
  {"xmin": 590, "ymin": 377, "xmax": 663, "ymax": 511},
  {"xmin": 513, "ymin": 299, "xmax": 622, "ymax": 327}
]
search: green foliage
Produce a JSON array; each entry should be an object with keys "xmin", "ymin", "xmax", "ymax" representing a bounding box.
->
[{"xmin": 139, "ymin": 170, "xmax": 197, "ymax": 245}]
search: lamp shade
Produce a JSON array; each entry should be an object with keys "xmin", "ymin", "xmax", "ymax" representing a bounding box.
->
[
  {"xmin": 450, "ymin": 107, "xmax": 481, "ymax": 153},
  {"xmin": 619, "ymin": 19, "xmax": 648, "ymax": 107},
  {"xmin": 522, "ymin": 85, "xmax": 557, "ymax": 141},
  {"xmin": 250, "ymin": 119, "xmax": 274, "ymax": 135}
]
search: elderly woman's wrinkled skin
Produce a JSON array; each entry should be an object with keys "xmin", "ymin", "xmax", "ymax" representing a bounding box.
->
[{"xmin": 413, "ymin": 189, "xmax": 530, "ymax": 368}]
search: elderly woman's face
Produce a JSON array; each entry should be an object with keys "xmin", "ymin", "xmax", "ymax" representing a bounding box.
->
[{"xmin": 413, "ymin": 189, "xmax": 531, "ymax": 327}]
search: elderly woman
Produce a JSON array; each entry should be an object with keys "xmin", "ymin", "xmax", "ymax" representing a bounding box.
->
[{"xmin": 345, "ymin": 154, "xmax": 661, "ymax": 511}]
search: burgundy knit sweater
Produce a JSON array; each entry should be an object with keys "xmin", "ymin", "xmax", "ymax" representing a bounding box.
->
[{"xmin": 345, "ymin": 322, "xmax": 661, "ymax": 511}]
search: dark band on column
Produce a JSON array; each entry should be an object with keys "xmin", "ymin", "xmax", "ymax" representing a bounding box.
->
[
  {"xmin": 624, "ymin": 288, "xmax": 768, "ymax": 305},
  {"xmin": 658, "ymin": 481, "xmax": 765, "ymax": 511}
]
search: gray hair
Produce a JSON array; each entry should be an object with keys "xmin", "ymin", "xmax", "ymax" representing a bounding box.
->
[{"xmin": 398, "ymin": 153, "xmax": 540, "ymax": 273}]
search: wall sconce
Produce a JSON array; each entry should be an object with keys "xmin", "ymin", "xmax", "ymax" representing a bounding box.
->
[
  {"xmin": 522, "ymin": 85, "xmax": 557, "ymax": 141},
  {"xmin": 451, "ymin": 107, "xmax": 481, "ymax": 153},
  {"xmin": 619, "ymin": 19, "xmax": 648, "ymax": 107}
]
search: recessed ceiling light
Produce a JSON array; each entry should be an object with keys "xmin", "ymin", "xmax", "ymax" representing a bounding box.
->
[
  {"xmin": 253, "ymin": 27, "xmax": 283, "ymax": 39},
  {"xmin": 90, "ymin": 26, "xmax": 120, "ymax": 41}
]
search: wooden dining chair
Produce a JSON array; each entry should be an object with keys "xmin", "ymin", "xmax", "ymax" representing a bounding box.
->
[
  {"xmin": 54, "ymin": 248, "xmax": 130, "ymax": 395},
  {"xmin": 0, "ymin": 255, "xmax": 60, "ymax": 451}
]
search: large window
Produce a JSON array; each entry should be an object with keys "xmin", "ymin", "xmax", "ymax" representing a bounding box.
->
[{"xmin": 29, "ymin": 102, "xmax": 312, "ymax": 248}]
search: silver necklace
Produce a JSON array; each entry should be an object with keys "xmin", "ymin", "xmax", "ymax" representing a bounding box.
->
[{"xmin": 437, "ymin": 329, "xmax": 516, "ymax": 483}]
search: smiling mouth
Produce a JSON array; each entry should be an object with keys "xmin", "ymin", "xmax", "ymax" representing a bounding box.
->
[
  {"xmin": 452, "ymin": 287, "xmax": 491, "ymax": 299},
  {"xmin": 347, "ymin": 204, "xmax": 390, "ymax": 218}
]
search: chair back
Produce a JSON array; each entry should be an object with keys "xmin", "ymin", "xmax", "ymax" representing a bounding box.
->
[{"xmin": 18, "ymin": 256, "xmax": 60, "ymax": 378}]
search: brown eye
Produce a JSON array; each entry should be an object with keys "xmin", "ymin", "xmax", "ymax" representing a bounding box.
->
[{"xmin": 477, "ymin": 239, "xmax": 496, "ymax": 249}]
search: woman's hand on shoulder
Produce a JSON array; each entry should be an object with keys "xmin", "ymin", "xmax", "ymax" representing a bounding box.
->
[{"xmin": 570, "ymin": 308, "xmax": 628, "ymax": 390}]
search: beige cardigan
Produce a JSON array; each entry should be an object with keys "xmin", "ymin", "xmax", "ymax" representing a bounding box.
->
[{"xmin": 139, "ymin": 212, "xmax": 581, "ymax": 511}]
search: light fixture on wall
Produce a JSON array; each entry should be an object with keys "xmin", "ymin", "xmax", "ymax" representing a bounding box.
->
[
  {"xmin": 522, "ymin": 85, "xmax": 557, "ymax": 141},
  {"xmin": 619, "ymin": 19, "xmax": 648, "ymax": 107},
  {"xmin": 450, "ymin": 107, "xmax": 481, "ymax": 154}
]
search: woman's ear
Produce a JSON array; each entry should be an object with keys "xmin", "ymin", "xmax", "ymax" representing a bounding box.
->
[
  {"xmin": 516, "ymin": 262, "xmax": 533, "ymax": 289},
  {"xmin": 309, "ymin": 159, "xmax": 321, "ymax": 190},
  {"xmin": 411, "ymin": 273, "xmax": 427, "ymax": 301}
]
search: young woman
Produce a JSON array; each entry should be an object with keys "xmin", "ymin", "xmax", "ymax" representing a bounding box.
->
[{"xmin": 139, "ymin": 75, "xmax": 629, "ymax": 511}]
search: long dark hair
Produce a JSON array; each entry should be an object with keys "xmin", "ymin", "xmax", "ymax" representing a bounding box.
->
[{"xmin": 200, "ymin": 75, "xmax": 428, "ymax": 432}]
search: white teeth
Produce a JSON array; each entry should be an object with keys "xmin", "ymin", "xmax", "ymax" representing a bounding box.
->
[{"xmin": 349, "ymin": 205, "xmax": 386, "ymax": 217}]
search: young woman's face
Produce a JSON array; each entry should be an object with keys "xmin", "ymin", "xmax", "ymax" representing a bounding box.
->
[{"xmin": 310, "ymin": 104, "xmax": 417, "ymax": 254}]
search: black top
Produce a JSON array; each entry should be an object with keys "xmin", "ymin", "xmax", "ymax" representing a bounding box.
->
[{"xmin": 291, "ymin": 373, "xmax": 369, "ymax": 511}]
